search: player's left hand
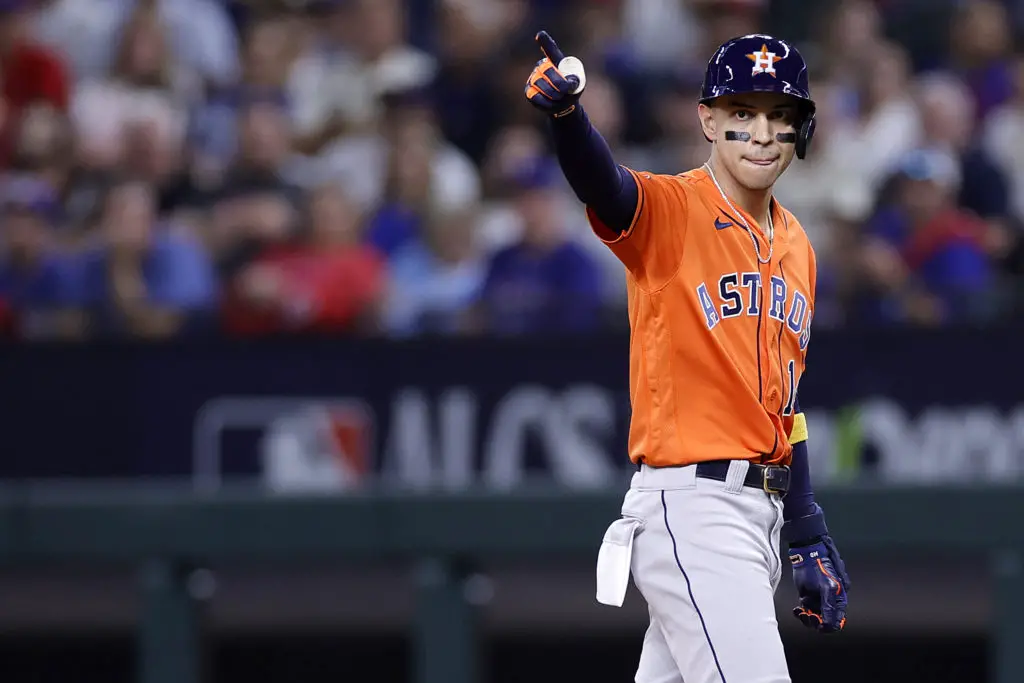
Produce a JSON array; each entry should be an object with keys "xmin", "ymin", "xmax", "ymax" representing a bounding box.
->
[{"xmin": 788, "ymin": 535, "xmax": 850, "ymax": 634}]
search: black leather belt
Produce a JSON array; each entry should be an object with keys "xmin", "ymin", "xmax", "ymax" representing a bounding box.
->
[{"xmin": 695, "ymin": 459, "xmax": 791, "ymax": 494}]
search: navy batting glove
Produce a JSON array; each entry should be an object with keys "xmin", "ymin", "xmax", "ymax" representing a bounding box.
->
[
  {"xmin": 789, "ymin": 535, "xmax": 850, "ymax": 634},
  {"xmin": 525, "ymin": 31, "xmax": 585, "ymax": 118}
]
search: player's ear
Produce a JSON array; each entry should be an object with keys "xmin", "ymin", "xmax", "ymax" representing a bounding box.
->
[{"xmin": 697, "ymin": 103, "xmax": 716, "ymax": 142}]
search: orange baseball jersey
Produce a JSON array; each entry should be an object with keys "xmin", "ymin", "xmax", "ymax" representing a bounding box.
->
[{"xmin": 588, "ymin": 166, "xmax": 816, "ymax": 468}]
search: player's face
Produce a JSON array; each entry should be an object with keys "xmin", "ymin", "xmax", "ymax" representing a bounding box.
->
[{"xmin": 700, "ymin": 93, "xmax": 799, "ymax": 191}]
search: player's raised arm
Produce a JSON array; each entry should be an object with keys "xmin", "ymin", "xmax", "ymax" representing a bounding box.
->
[{"xmin": 524, "ymin": 31, "xmax": 639, "ymax": 235}]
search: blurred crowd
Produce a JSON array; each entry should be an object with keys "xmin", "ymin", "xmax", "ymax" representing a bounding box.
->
[{"xmin": 1, "ymin": 0, "xmax": 1024, "ymax": 341}]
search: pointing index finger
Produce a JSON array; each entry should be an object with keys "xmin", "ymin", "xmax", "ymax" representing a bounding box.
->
[{"xmin": 535, "ymin": 30, "xmax": 566, "ymax": 64}]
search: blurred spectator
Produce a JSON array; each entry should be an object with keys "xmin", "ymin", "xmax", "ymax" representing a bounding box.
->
[
  {"xmin": 70, "ymin": 2, "xmax": 189, "ymax": 186},
  {"xmin": 223, "ymin": 184, "xmax": 385, "ymax": 336},
  {"xmin": 287, "ymin": 2, "xmax": 361, "ymax": 154},
  {"xmin": 0, "ymin": 0, "xmax": 68, "ymax": 166},
  {"xmin": 476, "ymin": 123, "xmax": 547, "ymax": 252},
  {"xmin": 618, "ymin": 0, "xmax": 703, "ymax": 73},
  {"xmin": 204, "ymin": 96, "xmax": 307, "ymax": 300},
  {"xmin": 0, "ymin": 177, "xmax": 81, "ymax": 339},
  {"xmin": 479, "ymin": 123, "xmax": 546, "ymax": 202},
  {"xmin": 981, "ymin": 53, "xmax": 1024, "ymax": 307},
  {"xmin": 363, "ymin": 96, "xmax": 440, "ymax": 257},
  {"xmin": 75, "ymin": 177, "xmax": 217, "ymax": 339},
  {"xmin": 208, "ymin": 189, "xmax": 294, "ymax": 281},
  {"xmin": 382, "ymin": 205, "xmax": 484, "ymax": 337},
  {"xmin": 0, "ymin": 1, "xmax": 67, "ymax": 109},
  {"xmin": 208, "ymin": 177, "xmax": 294, "ymax": 278},
  {"xmin": 430, "ymin": 0, "xmax": 519, "ymax": 165},
  {"xmin": 288, "ymin": 0, "xmax": 435, "ymax": 150},
  {"xmin": 948, "ymin": 0, "xmax": 1015, "ymax": 124},
  {"xmin": 855, "ymin": 149, "xmax": 1001, "ymax": 326},
  {"xmin": 208, "ymin": 97, "xmax": 305, "ymax": 220},
  {"xmin": 913, "ymin": 73, "xmax": 1009, "ymax": 221},
  {"xmin": 7, "ymin": 103, "xmax": 71, "ymax": 199},
  {"xmin": 570, "ymin": 0, "xmax": 661, "ymax": 146},
  {"xmin": 328, "ymin": 87, "xmax": 480, "ymax": 249},
  {"xmin": 188, "ymin": 15, "xmax": 294, "ymax": 185},
  {"xmin": 810, "ymin": 41, "xmax": 921, "ymax": 201},
  {"xmin": 815, "ymin": 0, "xmax": 883, "ymax": 107},
  {"xmin": 871, "ymin": 0, "xmax": 956, "ymax": 74},
  {"xmin": 241, "ymin": 96, "xmax": 304, "ymax": 182},
  {"xmin": 983, "ymin": 54, "xmax": 1024, "ymax": 220},
  {"xmin": 474, "ymin": 157, "xmax": 603, "ymax": 335}
]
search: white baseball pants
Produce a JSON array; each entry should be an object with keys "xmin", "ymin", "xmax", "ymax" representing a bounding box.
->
[{"xmin": 596, "ymin": 460, "xmax": 789, "ymax": 683}]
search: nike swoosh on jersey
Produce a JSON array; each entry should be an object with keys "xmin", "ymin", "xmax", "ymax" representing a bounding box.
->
[{"xmin": 714, "ymin": 217, "xmax": 733, "ymax": 230}]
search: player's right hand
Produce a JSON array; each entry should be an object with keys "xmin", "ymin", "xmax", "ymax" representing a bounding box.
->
[{"xmin": 525, "ymin": 31, "xmax": 586, "ymax": 118}]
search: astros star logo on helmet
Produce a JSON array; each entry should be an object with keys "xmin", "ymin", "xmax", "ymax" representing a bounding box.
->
[{"xmin": 747, "ymin": 44, "xmax": 782, "ymax": 77}]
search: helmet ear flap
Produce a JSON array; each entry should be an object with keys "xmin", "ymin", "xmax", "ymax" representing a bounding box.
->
[{"xmin": 796, "ymin": 114, "xmax": 815, "ymax": 159}]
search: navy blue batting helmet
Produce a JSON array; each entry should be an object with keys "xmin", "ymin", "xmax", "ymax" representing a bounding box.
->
[{"xmin": 699, "ymin": 34, "xmax": 816, "ymax": 159}]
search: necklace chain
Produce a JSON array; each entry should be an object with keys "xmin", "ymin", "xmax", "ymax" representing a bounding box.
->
[{"xmin": 702, "ymin": 162, "xmax": 773, "ymax": 265}]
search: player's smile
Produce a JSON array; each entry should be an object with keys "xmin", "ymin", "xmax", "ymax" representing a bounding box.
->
[{"xmin": 742, "ymin": 156, "xmax": 779, "ymax": 167}]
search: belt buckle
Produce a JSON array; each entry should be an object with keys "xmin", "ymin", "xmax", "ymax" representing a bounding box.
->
[{"xmin": 762, "ymin": 465, "xmax": 791, "ymax": 494}]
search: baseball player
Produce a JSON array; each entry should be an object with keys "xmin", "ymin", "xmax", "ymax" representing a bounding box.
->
[{"xmin": 525, "ymin": 32, "xmax": 851, "ymax": 682}]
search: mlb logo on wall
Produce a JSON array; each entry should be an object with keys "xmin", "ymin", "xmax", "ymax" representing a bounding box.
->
[{"xmin": 192, "ymin": 397, "xmax": 375, "ymax": 493}]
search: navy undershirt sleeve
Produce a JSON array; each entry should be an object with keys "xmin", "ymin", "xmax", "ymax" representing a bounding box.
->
[
  {"xmin": 547, "ymin": 105, "xmax": 639, "ymax": 233},
  {"xmin": 784, "ymin": 441, "xmax": 815, "ymax": 521},
  {"xmin": 783, "ymin": 397, "xmax": 816, "ymax": 522}
]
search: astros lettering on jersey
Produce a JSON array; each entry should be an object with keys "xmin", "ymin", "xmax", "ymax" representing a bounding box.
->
[{"xmin": 588, "ymin": 167, "xmax": 814, "ymax": 468}]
